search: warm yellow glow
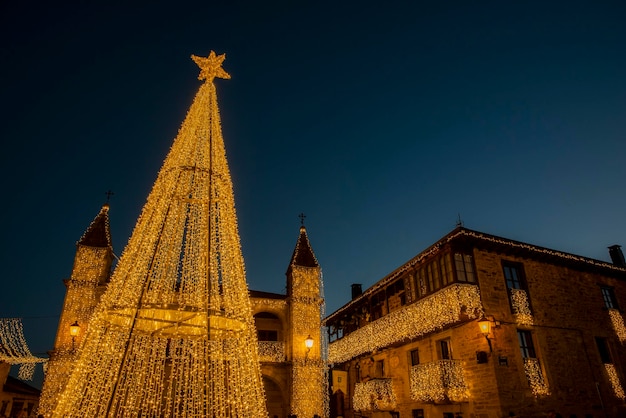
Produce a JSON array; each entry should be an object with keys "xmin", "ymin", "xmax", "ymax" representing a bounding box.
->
[
  {"xmin": 50, "ymin": 52, "xmax": 267, "ymax": 417},
  {"xmin": 257, "ymin": 341, "xmax": 286, "ymax": 362},
  {"xmin": 289, "ymin": 265, "xmax": 327, "ymax": 417},
  {"xmin": 608, "ymin": 309, "xmax": 626, "ymax": 343},
  {"xmin": 478, "ymin": 319, "xmax": 491, "ymax": 336},
  {"xmin": 353, "ymin": 378, "xmax": 397, "ymax": 411},
  {"xmin": 39, "ymin": 240, "xmax": 109, "ymax": 415},
  {"xmin": 523, "ymin": 358, "xmax": 550, "ymax": 396},
  {"xmin": 510, "ymin": 288, "xmax": 534, "ymax": 325},
  {"xmin": 305, "ymin": 335, "xmax": 314, "ymax": 349},
  {"xmin": 292, "ymin": 359, "xmax": 327, "ymax": 417},
  {"xmin": 409, "ymin": 360, "xmax": 469, "ymax": 402},
  {"xmin": 0, "ymin": 318, "xmax": 47, "ymax": 380},
  {"xmin": 604, "ymin": 363, "xmax": 626, "ymax": 400},
  {"xmin": 328, "ymin": 284, "xmax": 483, "ymax": 363},
  {"xmin": 69, "ymin": 321, "xmax": 80, "ymax": 337}
]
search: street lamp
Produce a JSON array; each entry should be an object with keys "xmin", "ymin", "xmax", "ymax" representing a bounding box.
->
[
  {"xmin": 70, "ymin": 321, "xmax": 80, "ymax": 352},
  {"xmin": 305, "ymin": 335, "xmax": 314, "ymax": 359},
  {"xmin": 478, "ymin": 319, "xmax": 493, "ymax": 352}
]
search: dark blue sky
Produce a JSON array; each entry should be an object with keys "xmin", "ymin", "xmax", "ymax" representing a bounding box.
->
[{"xmin": 1, "ymin": 1, "xmax": 625, "ymax": 384}]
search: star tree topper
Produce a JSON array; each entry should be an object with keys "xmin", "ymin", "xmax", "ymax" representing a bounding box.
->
[{"xmin": 191, "ymin": 51, "xmax": 231, "ymax": 83}]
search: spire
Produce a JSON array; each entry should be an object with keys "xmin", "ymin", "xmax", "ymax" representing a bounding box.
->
[
  {"xmin": 288, "ymin": 224, "xmax": 319, "ymax": 272},
  {"xmin": 77, "ymin": 203, "xmax": 112, "ymax": 248},
  {"xmin": 50, "ymin": 52, "xmax": 267, "ymax": 417}
]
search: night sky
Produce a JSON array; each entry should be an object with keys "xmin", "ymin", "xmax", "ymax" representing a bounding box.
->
[{"xmin": 1, "ymin": 1, "xmax": 625, "ymax": 386}]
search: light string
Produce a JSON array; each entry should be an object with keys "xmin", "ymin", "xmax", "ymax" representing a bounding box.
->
[
  {"xmin": 604, "ymin": 363, "xmax": 626, "ymax": 400},
  {"xmin": 258, "ymin": 341, "xmax": 286, "ymax": 362},
  {"xmin": 328, "ymin": 284, "xmax": 483, "ymax": 364},
  {"xmin": 289, "ymin": 266, "xmax": 326, "ymax": 418},
  {"xmin": 510, "ymin": 288, "xmax": 534, "ymax": 326},
  {"xmin": 523, "ymin": 358, "xmax": 550, "ymax": 396},
  {"xmin": 409, "ymin": 360, "xmax": 469, "ymax": 402},
  {"xmin": 353, "ymin": 378, "xmax": 397, "ymax": 411},
  {"xmin": 0, "ymin": 318, "xmax": 48, "ymax": 380},
  {"xmin": 49, "ymin": 52, "xmax": 267, "ymax": 417},
  {"xmin": 608, "ymin": 309, "xmax": 626, "ymax": 343}
]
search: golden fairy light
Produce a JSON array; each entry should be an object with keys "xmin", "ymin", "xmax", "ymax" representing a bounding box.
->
[
  {"xmin": 510, "ymin": 288, "xmax": 534, "ymax": 325},
  {"xmin": 51, "ymin": 52, "xmax": 267, "ymax": 417},
  {"xmin": 39, "ymin": 214, "xmax": 110, "ymax": 416},
  {"xmin": 608, "ymin": 309, "xmax": 626, "ymax": 343},
  {"xmin": 353, "ymin": 378, "xmax": 397, "ymax": 411},
  {"xmin": 604, "ymin": 363, "xmax": 626, "ymax": 400},
  {"xmin": 523, "ymin": 358, "xmax": 550, "ymax": 396},
  {"xmin": 0, "ymin": 318, "xmax": 47, "ymax": 380},
  {"xmin": 328, "ymin": 284, "xmax": 483, "ymax": 364},
  {"xmin": 258, "ymin": 341, "xmax": 286, "ymax": 362},
  {"xmin": 409, "ymin": 360, "xmax": 469, "ymax": 402}
]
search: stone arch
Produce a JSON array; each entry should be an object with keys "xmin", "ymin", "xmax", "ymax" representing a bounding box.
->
[
  {"xmin": 253, "ymin": 311, "xmax": 284, "ymax": 342},
  {"xmin": 262, "ymin": 373, "xmax": 288, "ymax": 418}
]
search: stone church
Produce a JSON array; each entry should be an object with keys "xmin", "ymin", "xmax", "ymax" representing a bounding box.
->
[{"xmin": 39, "ymin": 202, "xmax": 326, "ymax": 418}]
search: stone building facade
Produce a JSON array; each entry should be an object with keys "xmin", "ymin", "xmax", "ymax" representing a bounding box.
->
[
  {"xmin": 325, "ymin": 227, "xmax": 626, "ymax": 418},
  {"xmin": 0, "ymin": 363, "xmax": 40, "ymax": 417}
]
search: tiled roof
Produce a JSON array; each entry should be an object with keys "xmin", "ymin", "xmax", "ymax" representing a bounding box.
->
[
  {"xmin": 287, "ymin": 226, "xmax": 319, "ymax": 272},
  {"xmin": 78, "ymin": 204, "xmax": 112, "ymax": 248}
]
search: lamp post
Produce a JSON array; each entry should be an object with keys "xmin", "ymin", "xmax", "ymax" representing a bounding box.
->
[{"xmin": 69, "ymin": 321, "xmax": 80, "ymax": 352}]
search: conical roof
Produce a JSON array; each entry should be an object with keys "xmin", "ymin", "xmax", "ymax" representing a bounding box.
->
[
  {"xmin": 77, "ymin": 203, "xmax": 112, "ymax": 248},
  {"xmin": 51, "ymin": 52, "xmax": 267, "ymax": 418},
  {"xmin": 288, "ymin": 225, "xmax": 319, "ymax": 271}
]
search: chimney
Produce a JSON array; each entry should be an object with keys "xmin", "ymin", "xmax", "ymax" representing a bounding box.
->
[
  {"xmin": 608, "ymin": 245, "xmax": 626, "ymax": 267},
  {"xmin": 351, "ymin": 283, "xmax": 363, "ymax": 300}
]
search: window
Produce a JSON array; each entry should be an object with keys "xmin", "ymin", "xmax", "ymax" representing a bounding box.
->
[
  {"xmin": 370, "ymin": 291, "xmax": 386, "ymax": 320},
  {"xmin": 374, "ymin": 359, "xmax": 385, "ymax": 378},
  {"xmin": 503, "ymin": 262, "xmax": 526, "ymax": 290},
  {"xmin": 601, "ymin": 286, "xmax": 619, "ymax": 310},
  {"xmin": 440, "ymin": 253, "xmax": 453, "ymax": 286},
  {"xmin": 517, "ymin": 330, "xmax": 536, "ymax": 358},
  {"xmin": 412, "ymin": 409, "xmax": 424, "ymax": 418},
  {"xmin": 409, "ymin": 348, "xmax": 420, "ymax": 366},
  {"xmin": 596, "ymin": 337, "xmax": 612, "ymax": 364},
  {"xmin": 438, "ymin": 339, "xmax": 452, "ymax": 360},
  {"xmin": 455, "ymin": 253, "xmax": 475, "ymax": 282},
  {"xmin": 419, "ymin": 268, "xmax": 428, "ymax": 294},
  {"xmin": 257, "ymin": 330, "xmax": 278, "ymax": 341}
]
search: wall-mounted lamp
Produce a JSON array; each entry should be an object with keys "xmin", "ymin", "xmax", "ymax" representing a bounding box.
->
[
  {"xmin": 477, "ymin": 319, "xmax": 493, "ymax": 352},
  {"xmin": 69, "ymin": 321, "xmax": 80, "ymax": 352},
  {"xmin": 305, "ymin": 335, "xmax": 314, "ymax": 360}
]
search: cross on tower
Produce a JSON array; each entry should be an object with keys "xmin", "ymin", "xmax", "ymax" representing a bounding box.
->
[
  {"xmin": 298, "ymin": 213, "xmax": 306, "ymax": 226},
  {"xmin": 105, "ymin": 190, "xmax": 114, "ymax": 202}
]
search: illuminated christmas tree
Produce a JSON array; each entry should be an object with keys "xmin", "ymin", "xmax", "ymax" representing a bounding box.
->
[{"xmin": 51, "ymin": 51, "xmax": 268, "ymax": 417}]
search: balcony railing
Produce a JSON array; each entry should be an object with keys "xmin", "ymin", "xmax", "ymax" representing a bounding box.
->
[
  {"xmin": 510, "ymin": 288, "xmax": 533, "ymax": 325},
  {"xmin": 410, "ymin": 360, "xmax": 469, "ymax": 403},
  {"xmin": 328, "ymin": 284, "xmax": 483, "ymax": 364},
  {"xmin": 604, "ymin": 363, "xmax": 625, "ymax": 400},
  {"xmin": 523, "ymin": 358, "xmax": 550, "ymax": 396},
  {"xmin": 608, "ymin": 309, "xmax": 626, "ymax": 343},
  {"xmin": 353, "ymin": 378, "xmax": 397, "ymax": 411},
  {"xmin": 257, "ymin": 341, "xmax": 286, "ymax": 362}
]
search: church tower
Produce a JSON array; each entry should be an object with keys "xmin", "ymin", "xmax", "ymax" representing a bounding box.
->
[
  {"xmin": 287, "ymin": 220, "xmax": 326, "ymax": 417},
  {"xmin": 39, "ymin": 203, "xmax": 114, "ymax": 415}
]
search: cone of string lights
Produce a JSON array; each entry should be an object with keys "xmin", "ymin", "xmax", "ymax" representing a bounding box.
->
[{"xmin": 52, "ymin": 52, "xmax": 268, "ymax": 417}]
